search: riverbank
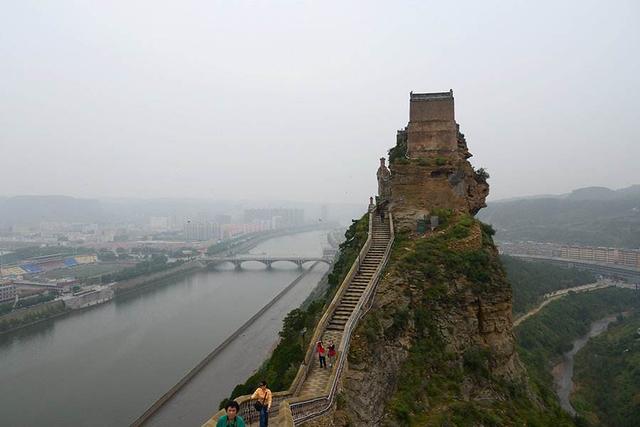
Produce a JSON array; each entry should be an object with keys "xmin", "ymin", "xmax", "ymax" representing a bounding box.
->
[
  {"xmin": 515, "ymin": 287, "xmax": 640, "ymax": 420},
  {"xmin": 551, "ymin": 314, "xmax": 620, "ymax": 416},
  {"xmin": 0, "ymin": 260, "xmax": 205, "ymax": 335},
  {"xmin": 0, "ymin": 230, "xmax": 330, "ymax": 427},
  {"xmin": 571, "ymin": 311, "xmax": 640, "ymax": 426},
  {"xmin": 0, "ymin": 229, "xmax": 323, "ymax": 335}
]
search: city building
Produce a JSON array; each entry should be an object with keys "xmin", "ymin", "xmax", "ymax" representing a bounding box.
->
[
  {"xmin": 501, "ymin": 241, "xmax": 640, "ymax": 268},
  {"xmin": 0, "ymin": 283, "xmax": 17, "ymax": 303},
  {"xmin": 149, "ymin": 217, "xmax": 170, "ymax": 231},
  {"xmin": 243, "ymin": 208, "xmax": 304, "ymax": 228},
  {"xmin": 184, "ymin": 221, "xmax": 219, "ymax": 241}
]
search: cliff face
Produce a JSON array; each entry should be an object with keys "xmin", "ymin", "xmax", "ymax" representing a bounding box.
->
[
  {"xmin": 336, "ymin": 218, "xmax": 542, "ymax": 425},
  {"xmin": 332, "ymin": 92, "xmax": 572, "ymax": 426}
]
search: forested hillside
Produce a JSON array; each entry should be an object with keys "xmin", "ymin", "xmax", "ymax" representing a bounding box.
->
[
  {"xmin": 502, "ymin": 256, "xmax": 596, "ymax": 315},
  {"xmin": 479, "ymin": 186, "xmax": 640, "ymax": 248}
]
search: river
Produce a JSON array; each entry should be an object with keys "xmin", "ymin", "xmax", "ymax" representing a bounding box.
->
[
  {"xmin": 552, "ymin": 314, "xmax": 619, "ymax": 415},
  {"xmin": 0, "ymin": 230, "xmax": 329, "ymax": 427}
]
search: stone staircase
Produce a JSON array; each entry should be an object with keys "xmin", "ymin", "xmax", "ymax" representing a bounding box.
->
[
  {"xmin": 295, "ymin": 214, "xmax": 391, "ymax": 399},
  {"xmin": 202, "ymin": 212, "xmax": 393, "ymax": 427},
  {"xmin": 326, "ymin": 215, "xmax": 390, "ymax": 332}
]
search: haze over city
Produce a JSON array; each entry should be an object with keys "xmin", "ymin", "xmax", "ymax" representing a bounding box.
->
[{"xmin": 2, "ymin": 0, "xmax": 638, "ymax": 202}]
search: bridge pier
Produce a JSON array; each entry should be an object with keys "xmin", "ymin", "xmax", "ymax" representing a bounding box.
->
[
  {"xmin": 266, "ymin": 262, "xmax": 273, "ymax": 270},
  {"xmin": 233, "ymin": 261, "xmax": 242, "ymax": 271}
]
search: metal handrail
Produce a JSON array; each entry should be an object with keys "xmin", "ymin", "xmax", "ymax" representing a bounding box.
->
[{"xmin": 287, "ymin": 213, "xmax": 395, "ymax": 424}]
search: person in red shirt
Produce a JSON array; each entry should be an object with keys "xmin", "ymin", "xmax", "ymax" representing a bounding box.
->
[
  {"xmin": 327, "ymin": 340, "xmax": 337, "ymax": 368},
  {"xmin": 316, "ymin": 341, "xmax": 326, "ymax": 368}
]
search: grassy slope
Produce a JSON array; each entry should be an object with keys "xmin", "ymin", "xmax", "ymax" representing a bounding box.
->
[{"xmin": 365, "ymin": 213, "xmax": 575, "ymax": 426}]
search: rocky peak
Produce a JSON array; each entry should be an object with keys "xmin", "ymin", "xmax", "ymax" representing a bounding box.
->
[{"xmin": 386, "ymin": 91, "xmax": 489, "ymax": 232}]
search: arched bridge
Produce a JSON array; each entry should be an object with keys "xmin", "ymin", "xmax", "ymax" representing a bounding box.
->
[{"xmin": 204, "ymin": 255, "xmax": 333, "ymax": 270}]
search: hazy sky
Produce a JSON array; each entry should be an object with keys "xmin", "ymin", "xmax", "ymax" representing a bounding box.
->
[{"xmin": 1, "ymin": 1, "xmax": 638, "ymax": 203}]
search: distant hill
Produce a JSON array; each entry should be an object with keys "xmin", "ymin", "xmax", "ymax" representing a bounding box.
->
[{"xmin": 478, "ymin": 186, "xmax": 640, "ymax": 248}]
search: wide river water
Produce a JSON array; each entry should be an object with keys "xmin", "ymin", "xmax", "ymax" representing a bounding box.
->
[{"xmin": 0, "ymin": 230, "xmax": 329, "ymax": 427}]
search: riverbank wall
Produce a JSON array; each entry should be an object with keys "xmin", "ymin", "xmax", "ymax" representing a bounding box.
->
[
  {"xmin": 0, "ymin": 300, "xmax": 67, "ymax": 334},
  {"xmin": 63, "ymin": 287, "xmax": 114, "ymax": 310},
  {"xmin": 112, "ymin": 260, "xmax": 204, "ymax": 296}
]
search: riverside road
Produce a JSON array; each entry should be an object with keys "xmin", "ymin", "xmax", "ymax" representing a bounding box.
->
[{"xmin": 0, "ymin": 230, "xmax": 329, "ymax": 427}]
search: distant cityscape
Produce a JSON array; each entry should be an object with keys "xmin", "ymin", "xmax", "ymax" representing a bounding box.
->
[
  {"xmin": 499, "ymin": 241, "xmax": 640, "ymax": 269},
  {"xmin": 0, "ymin": 206, "xmax": 330, "ymax": 305}
]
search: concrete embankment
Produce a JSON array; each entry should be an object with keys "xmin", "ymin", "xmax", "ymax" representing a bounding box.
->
[
  {"xmin": 0, "ymin": 300, "xmax": 68, "ymax": 335},
  {"xmin": 112, "ymin": 260, "xmax": 204, "ymax": 296},
  {"xmin": 132, "ymin": 262, "xmax": 322, "ymax": 427}
]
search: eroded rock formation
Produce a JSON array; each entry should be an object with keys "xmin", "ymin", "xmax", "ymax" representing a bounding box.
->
[
  {"xmin": 331, "ymin": 92, "xmax": 565, "ymax": 426},
  {"xmin": 388, "ymin": 91, "xmax": 489, "ymax": 232}
]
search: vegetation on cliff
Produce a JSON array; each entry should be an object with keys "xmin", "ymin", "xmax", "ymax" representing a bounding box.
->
[
  {"xmin": 343, "ymin": 214, "xmax": 573, "ymax": 426},
  {"xmin": 219, "ymin": 214, "xmax": 369, "ymax": 408},
  {"xmin": 502, "ymin": 255, "xmax": 596, "ymax": 315},
  {"xmin": 570, "ymin": 311, "xmax": 640, "ymax": 426}
]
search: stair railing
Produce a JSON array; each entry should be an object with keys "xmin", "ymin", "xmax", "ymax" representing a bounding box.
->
[{"xmin": 285, "ymin": 213, "xmax": 394, "ymax": 425}]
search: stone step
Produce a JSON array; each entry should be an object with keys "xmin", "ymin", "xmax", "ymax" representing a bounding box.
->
[
  {"xmin": 328, "ymin": 323, "xmax": 347, "ymax": 330},
  {"xmin": 338, "ymin": 303, "xmax": 357, "ymax": 309},
  {"xmin": 332, "ymin": 312, "xmax": 350, "ymax": 318}
]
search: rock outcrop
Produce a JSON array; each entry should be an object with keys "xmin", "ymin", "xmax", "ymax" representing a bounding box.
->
[
  {"xmin": 388, "ymin": 91, "xmax": 489, "ymax": 232},
  {"xmin": 332, "ymin": 92, "xmax": 570, "ymax": 426}
]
